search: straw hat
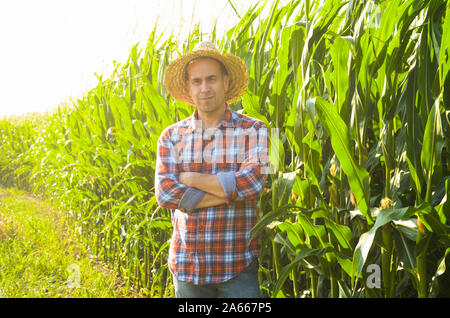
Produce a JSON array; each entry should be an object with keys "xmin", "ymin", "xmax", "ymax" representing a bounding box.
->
[{"xmin": 163, "ymin": 41, "xmax": 249, "ymax": 105}]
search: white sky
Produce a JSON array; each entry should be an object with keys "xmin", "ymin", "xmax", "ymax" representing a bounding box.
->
[{"xmin": 0, "ymin": 0, "xmax": 261, "ymax": 118}]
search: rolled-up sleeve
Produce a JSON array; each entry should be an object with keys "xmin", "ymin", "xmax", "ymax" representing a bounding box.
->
[
  {"xmin": 155, "ymin": 128, "xmax": 205, "ymax": 211},
  {"xmin": 178, "ymin": 187, "xmax": 206, "ymax": 211},
  {"xmin": 217, "ymin": 122, "xmax": 269, "ymax": 203}
]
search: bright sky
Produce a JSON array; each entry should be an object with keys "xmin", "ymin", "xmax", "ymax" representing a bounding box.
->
[{"xmin": 0, "ymin": 0, "xmax": 259, "ymax": 118}]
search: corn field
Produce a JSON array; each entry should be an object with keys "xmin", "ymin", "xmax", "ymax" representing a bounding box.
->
[{"xmin": 1, "ymin": 0, "xmax": 449, "ymax": 298}]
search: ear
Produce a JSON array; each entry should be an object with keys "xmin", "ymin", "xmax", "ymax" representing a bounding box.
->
[{"xmin": 223, "ymin": 75, "xmax": 230, "ymax": 91}]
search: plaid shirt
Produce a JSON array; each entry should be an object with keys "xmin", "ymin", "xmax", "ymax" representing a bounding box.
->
[{"xmin": 155, "ymin": 104, "xmax": 269, "ymax": 285}]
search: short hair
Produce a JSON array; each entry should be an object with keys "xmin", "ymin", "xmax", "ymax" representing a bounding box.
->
[{"xmin": 184, "ymin": 57, "xmax": 229, "ymax": 81}]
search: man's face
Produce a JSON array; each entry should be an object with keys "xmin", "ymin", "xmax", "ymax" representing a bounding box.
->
[{"xmin": 186, "ymin": 58, "xmax": 230, "ymax": 114}]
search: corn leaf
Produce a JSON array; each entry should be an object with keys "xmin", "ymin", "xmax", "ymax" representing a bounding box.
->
[
  {"xmin": 351, "ymin": 203, "xmax": 432, "ymax": 288},
  {"xmin": 311, "ymin": 96, "xmax": 371, "ymax": 224}
]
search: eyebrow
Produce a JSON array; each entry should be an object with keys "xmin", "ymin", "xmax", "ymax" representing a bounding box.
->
[
  {"xmin": 189, "ymin": 74, "xmax": 218, "ymax": 81},
  {"xmin": 184, "ymin": 57, "xmax": 228, "ymax": 80}
]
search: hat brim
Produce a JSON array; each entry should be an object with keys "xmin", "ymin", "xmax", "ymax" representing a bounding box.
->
[{"xmin": 163, "ymin": 49, "xmax": 249, "ymax": 105}]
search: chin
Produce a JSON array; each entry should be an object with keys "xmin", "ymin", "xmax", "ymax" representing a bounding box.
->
[{"xmin": 198, "ymin": 102, "xmax": 217, "ymax": 110}]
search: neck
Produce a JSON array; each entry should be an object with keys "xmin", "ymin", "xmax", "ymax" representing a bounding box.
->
[{"xmin": 196, "ymin": 104, "xmax": 226, "ymax": 129}]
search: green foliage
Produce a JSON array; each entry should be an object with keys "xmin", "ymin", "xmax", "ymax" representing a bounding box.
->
[
  {"xmin": 0, "ymin": 187, "xmax": 137, "ymax": 297},
  {"xmin": 0, "ymin": 0, "xmax": 449, "ymax": 297}
]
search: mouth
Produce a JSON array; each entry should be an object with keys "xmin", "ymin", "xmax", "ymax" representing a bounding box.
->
[{"xmin": 199, "ymin": 95, "xmax": 214, "ymax": 101}]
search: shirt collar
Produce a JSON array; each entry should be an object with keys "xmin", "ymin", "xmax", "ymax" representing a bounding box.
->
[{"xmin": 186, "ymin": 104, "xmax": 235, "ymax": 132}]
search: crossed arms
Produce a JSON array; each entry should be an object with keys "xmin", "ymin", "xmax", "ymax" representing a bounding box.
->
[
  {"xmin": 178, "ymin": 172, "xmax": 227, "ymax": 209},
  {"xmin": 155, "ymin": 165, "xmax": 265, "ymax": 211},
  {"xmin": 154, "ymin": 127, "xmax": 268, "ymax": 212}
]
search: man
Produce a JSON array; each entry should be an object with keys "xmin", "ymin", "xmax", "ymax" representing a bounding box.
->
[{"xmin": 155, "ymin": 41, "xmax": 269, "ymax": 298}]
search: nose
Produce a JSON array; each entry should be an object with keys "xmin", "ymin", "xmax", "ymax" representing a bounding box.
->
[{"xmin": 200, "ymin": 80, "xmax": 209, "ymax": 92}]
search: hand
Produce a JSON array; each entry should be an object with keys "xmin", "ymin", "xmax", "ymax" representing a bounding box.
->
[{"xmin": 178, "ymin": 172, "xmax": 199, "ymax": 187}]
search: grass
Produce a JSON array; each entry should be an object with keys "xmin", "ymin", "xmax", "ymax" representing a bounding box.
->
[{"xmin": 0, "ymin": 187, "xmax": 144, "ymax": 298}]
